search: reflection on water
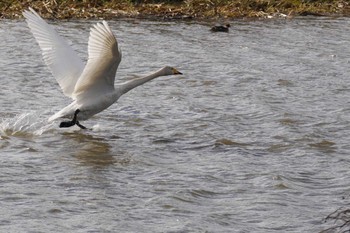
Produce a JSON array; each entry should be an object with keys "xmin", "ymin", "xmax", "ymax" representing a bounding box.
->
[
  {"xmin": 63, "ymin": 132, "xmax": 132, "ymax": 167},
  {"xmin": 0, "ymin": 17, "xmax": 350, "ymax": 232}
]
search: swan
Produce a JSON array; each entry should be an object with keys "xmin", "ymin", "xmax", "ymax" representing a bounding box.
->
[{"xmin": 23, "ymin": 8, "xmax": 182, "ymax": 129}]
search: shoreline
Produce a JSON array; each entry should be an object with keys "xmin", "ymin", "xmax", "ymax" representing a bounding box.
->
[{"xmin": 1, "ymin": 1, "xmax": 350, "ymax": 20}]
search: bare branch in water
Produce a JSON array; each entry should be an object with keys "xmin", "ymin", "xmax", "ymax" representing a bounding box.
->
[{"xmin": 321, "ymin": 207, "xmax": 350, "ymax": 233}]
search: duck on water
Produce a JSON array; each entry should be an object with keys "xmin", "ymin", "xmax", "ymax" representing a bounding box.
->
[{"xmin": 210, "ymin": 24, "xmax": 230, "ymax": 32}]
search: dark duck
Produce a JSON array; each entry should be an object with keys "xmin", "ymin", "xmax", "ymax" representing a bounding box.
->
[{"xmin": 210, "ymin": 24, "xmax": 230, "ymax": 32}]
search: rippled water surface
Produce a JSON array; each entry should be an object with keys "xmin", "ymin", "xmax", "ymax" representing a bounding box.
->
[{"xmin": 1, "ymin": 16, "xmax": 350, "ymax": 232}]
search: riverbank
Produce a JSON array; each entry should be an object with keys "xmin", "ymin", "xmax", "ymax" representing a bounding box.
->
[{"xmin": 1, "ymin": 0, "xmax": 350, "ymax": 20}]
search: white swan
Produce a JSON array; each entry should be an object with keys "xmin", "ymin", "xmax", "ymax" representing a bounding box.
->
[{"xmin": 23, "ymin": 8, "xmax": 182, "ymax": 129}]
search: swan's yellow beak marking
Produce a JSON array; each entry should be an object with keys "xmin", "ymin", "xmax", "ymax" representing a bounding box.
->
[{"xmin": 172, "ymin": 68, "xmax": 183, "ymax": 75}]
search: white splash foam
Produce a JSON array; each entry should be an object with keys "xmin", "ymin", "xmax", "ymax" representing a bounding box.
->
[
  {"xmin": 0, "ymin": 112, "xmax": 55, "ymax": 136},
  {"xmin": 91, "ymin": 124, "xmax": 103, "ymax": 132}
]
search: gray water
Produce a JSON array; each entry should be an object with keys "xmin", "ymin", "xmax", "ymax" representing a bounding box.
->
[{"xmin": 0, "ymin": 16, "xmax": 350, "ymax": 232}]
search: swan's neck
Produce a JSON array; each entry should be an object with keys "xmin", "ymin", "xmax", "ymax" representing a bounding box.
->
[{"xmin": 119, "ymin": 69, "xmax": 165, "ymax": 96}]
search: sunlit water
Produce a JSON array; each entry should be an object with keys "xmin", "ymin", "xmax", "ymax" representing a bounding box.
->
[{"xmin": 0, "ymin": 16, "xmax": 350, "ymax": 232}]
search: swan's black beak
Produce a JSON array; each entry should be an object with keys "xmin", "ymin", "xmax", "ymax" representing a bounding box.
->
[{"xmin": 173, "ymin": 68, "xmax": 183, "ymax": 75}]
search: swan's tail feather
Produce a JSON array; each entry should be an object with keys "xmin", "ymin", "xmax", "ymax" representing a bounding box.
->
[{"xmin": 48, "ymin": 113, "xmax": 61, "ymax": 123}]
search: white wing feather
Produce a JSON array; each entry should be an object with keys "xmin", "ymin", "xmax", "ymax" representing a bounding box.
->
[
  {"xmin": 73, "ymin": 21, "xmax": 121, "ymax": 100},
  {"xmin": 23, "ymin": 8, "xmax": 85, "ymax": 98}
]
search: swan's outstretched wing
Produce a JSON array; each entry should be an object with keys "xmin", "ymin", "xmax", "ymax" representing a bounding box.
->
[
  {"xmin": 23, "ymin": 8, "xmax": 85, "ymax": 98},
  {"xmin": 73, "ymin": 21, "xmax": 121, "ymax": 100}
]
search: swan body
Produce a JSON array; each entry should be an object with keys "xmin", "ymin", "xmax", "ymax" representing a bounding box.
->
[
  {"xmin": 48, "ymin": 67, "xmax": 178, "ymax": 122},
  {"xmin": 23, "ymin": 8, "xmax": 182, "ymax": 128}
]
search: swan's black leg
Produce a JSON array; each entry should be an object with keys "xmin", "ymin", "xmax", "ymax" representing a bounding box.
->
[
  {"xmin": 59, "ymin": 109, "xmax": 86, "ymax": 129},
  {"xmin": 76, "ymin": 121, "xmax": 87, "ymax": 130}
]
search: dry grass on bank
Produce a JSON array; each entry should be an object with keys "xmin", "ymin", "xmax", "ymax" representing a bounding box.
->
[{"xmin": 0, "ymin": 0, "xmax": 349, "ymax": 19}]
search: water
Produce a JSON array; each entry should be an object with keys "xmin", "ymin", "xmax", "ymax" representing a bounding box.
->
[{"xmin": 0, "ymin": 16, "xmax": 350, "ymax": 232}]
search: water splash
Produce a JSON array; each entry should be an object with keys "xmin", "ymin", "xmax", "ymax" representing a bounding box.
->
[{"xmin": 0, "ymin": 112, "xmax": 55, "ymax": 137}]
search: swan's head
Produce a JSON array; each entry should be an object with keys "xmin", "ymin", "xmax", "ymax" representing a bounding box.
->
[{"xmin": 160, "ymin": 66, "xmax": 183, "ymax": 76}]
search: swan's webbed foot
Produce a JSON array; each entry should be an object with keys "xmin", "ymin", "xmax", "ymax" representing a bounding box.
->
[
  {"xmin": 59, "ymin": 120, "xmax": 76, "ymax": 128},
  {"xmin": 59, "ymin": 109, "xmax": 87, "ymax": 129}
]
